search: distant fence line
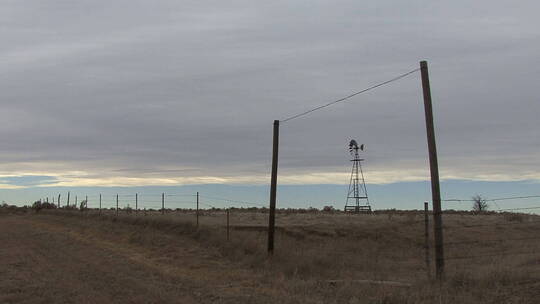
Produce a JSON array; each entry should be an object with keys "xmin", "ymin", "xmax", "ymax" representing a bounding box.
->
[
  {"xmin": 14, "ymin": 192, "xmax": 319, "ymax": 211},
  {"xmin": 13, "ymin": 193, "xmax": 540, "ymax": 212}
]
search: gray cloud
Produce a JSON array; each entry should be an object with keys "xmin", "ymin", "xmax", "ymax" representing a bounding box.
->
[{"xmin": 1, "ymin": 1, "xmax": 539, "ymax": 185}]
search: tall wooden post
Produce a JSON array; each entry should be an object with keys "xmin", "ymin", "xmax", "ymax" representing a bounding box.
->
[
  {"xmin": 116, "ymin": 194, "xmax": 119, "ymax": 216},
  {"xmin": 267, "ymin": 120, "xmax": 279, "ymax": 254},
  {"xmin": 58, "ymin": 194, "xmax": 61, "ymax": 208},
  {"xmin": 196, "ymin": 192, "xmax": 199, "ymax": 227},
  {"xmin": 67, "ymin": 191, "xmax": 70, "ymax": 207},
  {"xmin": 135, "ymin": 193, "xmax": 138, "ymax": 214},
  {"xmin": 424, "ymin": 202, "xmax": 431, "ymax": 278},
  {"xmin": 420, "ymin": 60, "xmax": 444, "ymax": 279},
  {"xmin": 85, "ymin": 195, "xmax": 88, "ymax": 210},
  {"xmin": 99, "ymin": 194, "xmax": 102, "ymax": 215},
  {"xmin": 161, "ymin": 193, "xmax": 165, "ymax": 215}
]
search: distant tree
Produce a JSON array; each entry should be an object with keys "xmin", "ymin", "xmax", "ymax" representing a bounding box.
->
[
  {"xmin": 472, "ymin": 195, "xmax": 488, "ymax": 212},
  {"xmin": 322, "ymin": 206, "xmax": 335, "ymax": 212}
]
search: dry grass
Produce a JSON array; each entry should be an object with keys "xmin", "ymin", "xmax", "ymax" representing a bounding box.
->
[{"xmin": 2, "ymin": 207, "xmax": 540, "ymax": 303}]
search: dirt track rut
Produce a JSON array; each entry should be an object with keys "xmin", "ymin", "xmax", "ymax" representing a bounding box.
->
[{"xmin": 0, "ymin": 214, "xmax": 273, "ymax": 304}]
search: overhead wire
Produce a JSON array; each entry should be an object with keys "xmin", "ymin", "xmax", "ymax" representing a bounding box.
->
[{"xmin": 280, "ymin": 68, "xmax": 420, "ymax": 123}]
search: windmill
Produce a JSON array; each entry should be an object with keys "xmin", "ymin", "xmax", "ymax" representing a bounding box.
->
[{"xmin": 345, "ymin": 140, "xmax": 371, "ymax": 213}]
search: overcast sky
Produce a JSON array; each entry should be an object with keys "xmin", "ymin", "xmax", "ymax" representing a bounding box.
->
[{"xmin": 0, "ymin": 0, "xmax": 539, "ymax": 190}]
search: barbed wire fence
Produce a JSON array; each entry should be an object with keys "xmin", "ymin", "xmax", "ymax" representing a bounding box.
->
[
  {"xmin": 416, "ymin": 196, "xmax": 540, "ymax": 279},
  {"xmin": 6, "ymin": 190, "xmax": 540, "ymax": 282},
  {"xmin": 23, "ymin": 191, "xmax": 279, "ymax": 236}
]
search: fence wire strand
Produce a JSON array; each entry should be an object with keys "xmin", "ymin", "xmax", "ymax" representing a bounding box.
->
[
  {"xmin": 447, "ymin": 250, "xmax": 539, "ymax": 260},
  {"xmin": 443, "ymin": 195, "xmax": 540, "ymax": 203}
]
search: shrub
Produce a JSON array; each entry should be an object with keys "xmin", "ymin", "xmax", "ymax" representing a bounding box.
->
[
  {"xmin": 32, "ymin": 200, "xmax": 57, "ymax": 212},
  {"xmin": 472, "ymin": 194, "xmax": 488, "ymax": 212},
  {"xmin": 322, "ymin": 206, "xmax": 335, "ymax": 212},
  {"xmin": 79, "ymin": 200, "xmax": 88, "ymax": 211},
  {"xmin": 503, "ymin": 212, "xmax": 525, "ymax": 222}
]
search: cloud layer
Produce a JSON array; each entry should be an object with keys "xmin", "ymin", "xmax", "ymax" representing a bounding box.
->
[{"xmin": 1, "ymin": 1, "xmax": 539, "ymax": 187}]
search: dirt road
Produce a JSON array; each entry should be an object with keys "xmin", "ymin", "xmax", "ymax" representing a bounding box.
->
[{"xmin": 0, "ymin": 214, "xmax": 276, "ymax": 304}]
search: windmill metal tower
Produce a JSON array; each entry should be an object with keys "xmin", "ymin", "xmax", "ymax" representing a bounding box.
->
[{"xmin": 345, "ymin": 140, "xmax": 371, "ymax": 213}]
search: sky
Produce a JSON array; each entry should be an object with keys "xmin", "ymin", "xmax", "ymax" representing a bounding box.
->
[{"xmin": 1, "ymin": 1, "xmax": 539, "ymax": 210}]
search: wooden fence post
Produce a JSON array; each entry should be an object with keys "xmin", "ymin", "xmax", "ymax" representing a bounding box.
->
[
  {"xmin": 424, "ymin": 202, "xmax": 431, "ymax": 278},
  {"xmin": 267, "ymin": 120, "xmax": 279, "ymax": 254},
  {"xmin": 161, "ymin": 193, "xmax": 165, "ymax": 215},
  {"xmin": 420, "ymin": 60, "xmax": 444, "ymax": 279},
  {"xmin": 227, "ymin": 208, "xmax": 230, "ymax": 241},
  {"xmin": 135, "ymin": 193, "xmax": 138, "ymax": 214},
  {"xmin": 58, "ymin": 194, "xmax": 61, "ymax": 208},
  {"xmin": 196, "ymin": 192, "xmax": 199, "ymax": 228},
  {"xmin": 99, "ymin": 194, "xmax": 102, "ymax": 215},
  {"xmin": 116, "ymin": 194, "xmax": 119, "ymax": 216}
]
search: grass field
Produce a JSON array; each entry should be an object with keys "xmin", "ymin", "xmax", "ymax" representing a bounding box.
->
[{"xmin": 1, "ymin": 207, "xmax": 540, "ymax": 303}]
